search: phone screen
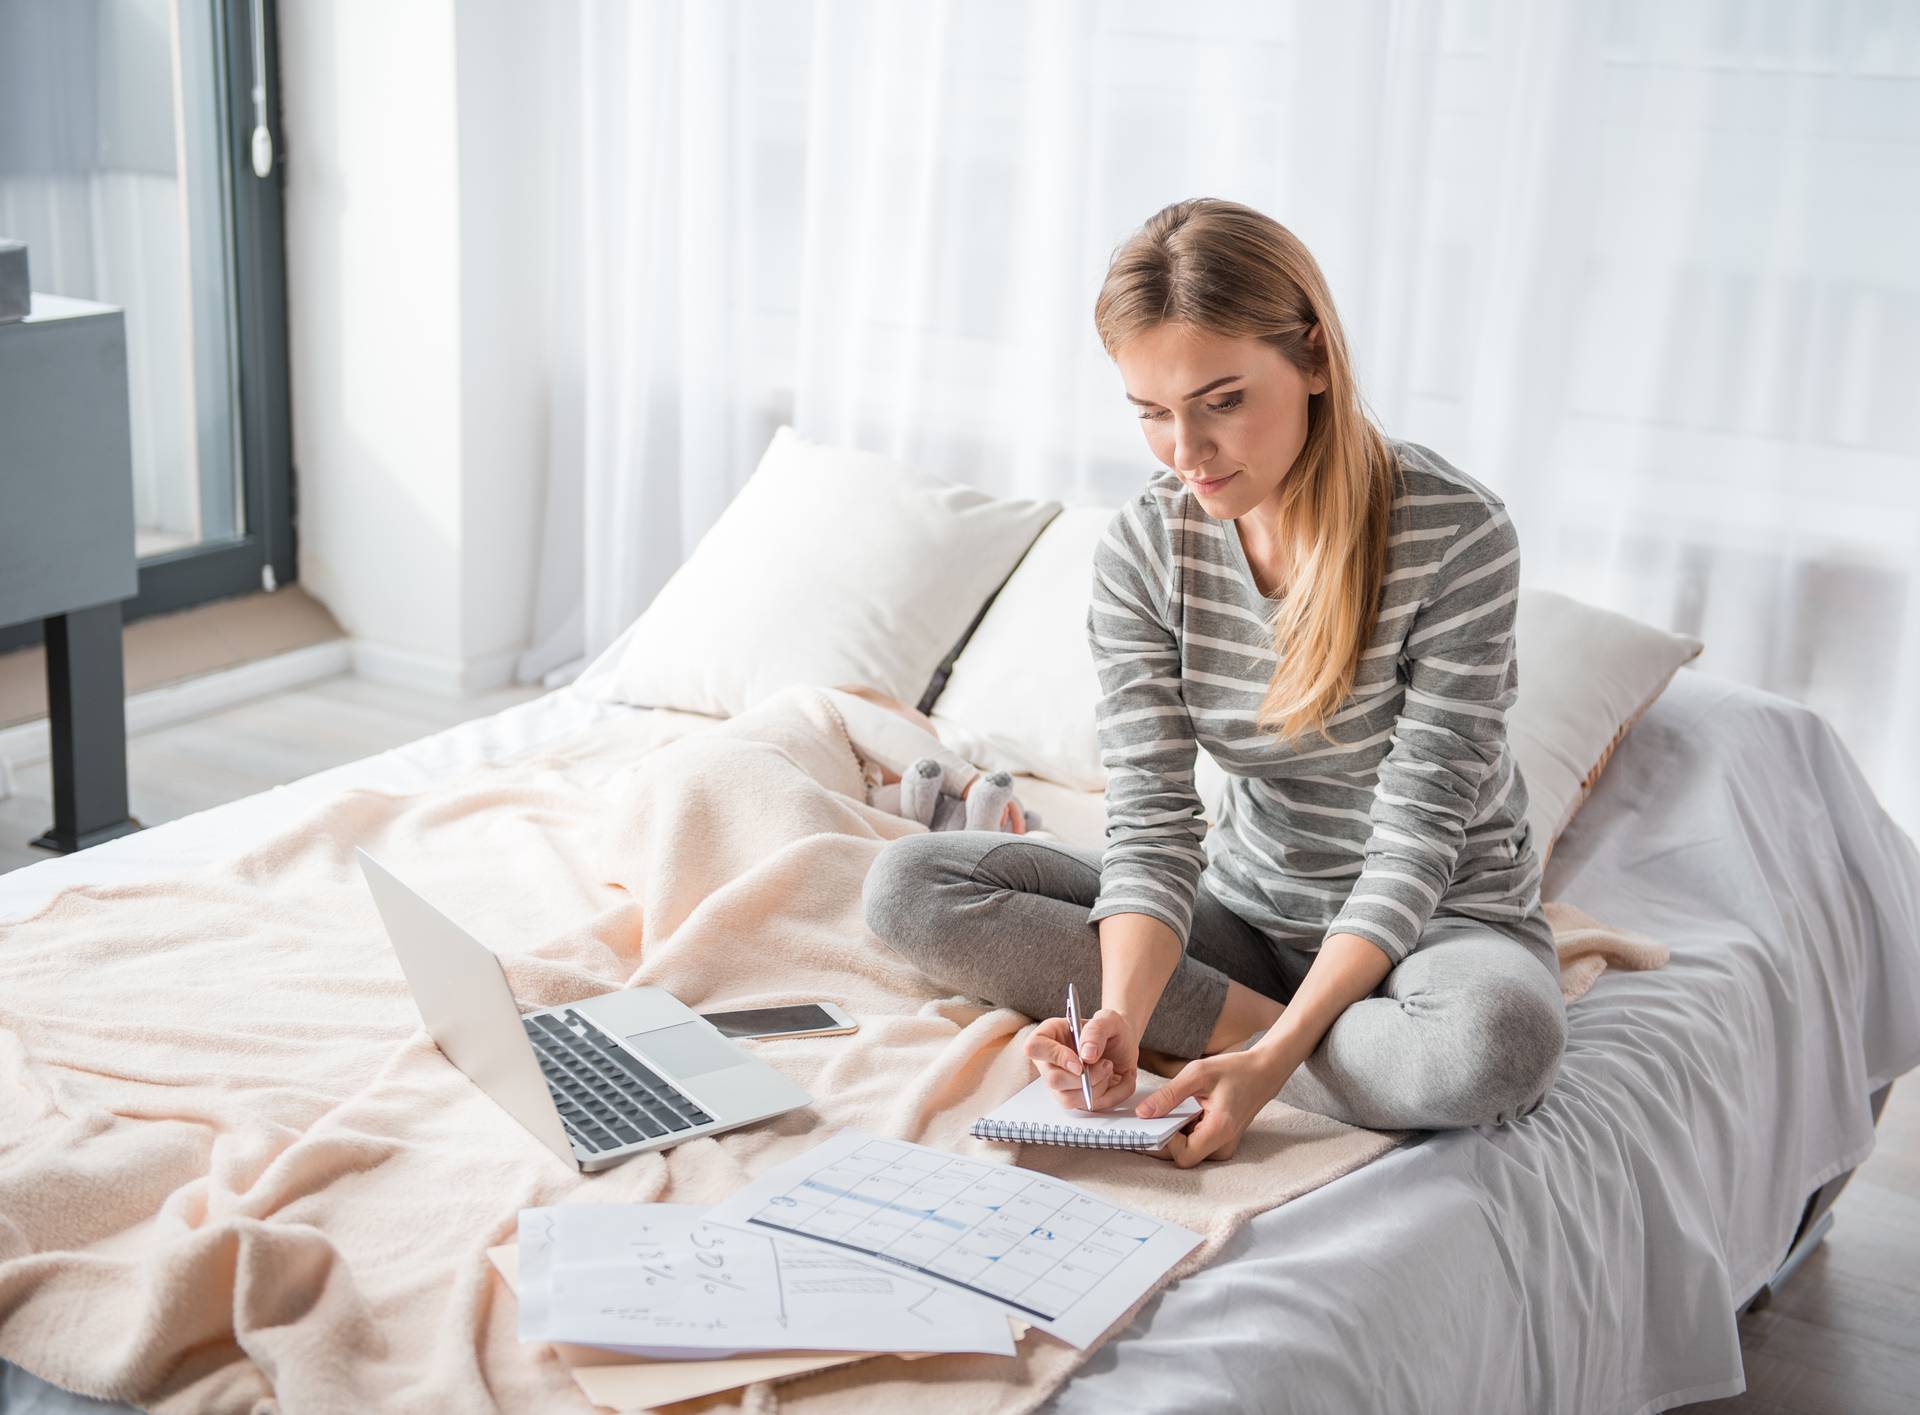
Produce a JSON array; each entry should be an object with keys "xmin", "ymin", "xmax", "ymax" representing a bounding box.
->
[{"xmin": 701, "ymin": 1004, "xmax": 843, "ymax": 1039}]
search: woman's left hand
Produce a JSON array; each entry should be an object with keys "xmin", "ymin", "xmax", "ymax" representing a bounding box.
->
[{"xmin": 1135, "ymin": 1048, "xmax": 1291, "ymax": 1168}]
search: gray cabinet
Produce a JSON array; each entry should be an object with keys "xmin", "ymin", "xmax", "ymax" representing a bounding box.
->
[{"xmin": 0, "ymin": 293, "xmax": 141, "ymax": 851}]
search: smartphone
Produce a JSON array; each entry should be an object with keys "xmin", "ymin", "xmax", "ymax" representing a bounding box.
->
[{"xmin": 699, "ymin": 1001, "xmax": 858, "ymax": 1040}]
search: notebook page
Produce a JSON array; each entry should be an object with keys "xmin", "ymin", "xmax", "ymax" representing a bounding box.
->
[{"xmin": 981, "ymin": 1074, "xmax": 1199, "ymax": 1141}]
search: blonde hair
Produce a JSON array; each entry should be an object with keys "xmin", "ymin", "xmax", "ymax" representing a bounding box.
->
[{"xmin": 1093, "ymin": 198, "xmax": 1398, "ymax": 747}]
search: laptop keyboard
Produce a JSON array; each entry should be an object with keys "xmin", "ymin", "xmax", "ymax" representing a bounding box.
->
[{"xmin": 524, "ymin": 1009, "xmax": 713, "ymax": 1155}]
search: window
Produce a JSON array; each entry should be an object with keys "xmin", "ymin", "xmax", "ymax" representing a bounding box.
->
[{"xmin": 0, "ymin": 0, "xmax": 292, "ymax": 651}]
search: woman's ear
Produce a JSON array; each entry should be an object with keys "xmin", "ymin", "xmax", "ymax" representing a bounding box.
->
[{"xmin": 1307, "ymin": 322, "xmax": 1330, "ymax": 395}]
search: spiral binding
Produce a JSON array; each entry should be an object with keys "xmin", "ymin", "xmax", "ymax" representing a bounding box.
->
[{"xmin": 969, "ymin": 1119, "xmax": 1162, "ymax": 1150}]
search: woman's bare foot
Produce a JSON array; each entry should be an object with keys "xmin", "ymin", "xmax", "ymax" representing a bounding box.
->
[
  {"xmin": 1204, "ymin": 980, "xmax": 1286, "ymax": 1055},
  {"xmin": 1138, "ymin": 1045, "xmax": 1188, "ymax": 1078}
]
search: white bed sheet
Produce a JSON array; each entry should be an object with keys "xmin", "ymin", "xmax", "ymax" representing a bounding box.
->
[
  {"xmin": 1045, "ymin": 669, "xmax": 1920, "ymax": 1415},
  {"xmin": 4, "ymin": 671, "xmax": 1919, "ymax": 1415}
]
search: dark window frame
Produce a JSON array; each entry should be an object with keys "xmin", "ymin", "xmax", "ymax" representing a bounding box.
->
[{"xmin": 0, "ymin": 0, "xmax": 294, "ymax": 655}]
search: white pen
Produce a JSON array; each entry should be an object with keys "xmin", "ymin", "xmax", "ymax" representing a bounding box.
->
[{"xmin": 1065, "ymin": 982, "xmax": 1096, "ymax": 1110}]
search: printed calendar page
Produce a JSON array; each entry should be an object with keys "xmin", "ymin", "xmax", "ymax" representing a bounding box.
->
[{"xmin": 707, "ymin": 1130, "xmax": 1201, "ymax": 1348}]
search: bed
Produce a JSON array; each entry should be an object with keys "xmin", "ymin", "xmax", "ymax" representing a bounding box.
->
[{"xmin": 3, "ymin": 656, "xmax": 1917, "ymax": 1415}]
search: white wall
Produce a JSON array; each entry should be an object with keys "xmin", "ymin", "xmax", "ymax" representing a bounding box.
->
[
  {"xmin": 453, "ymin": 0, "xmax": 553, "ymax": 687},
  {"xmin": 279, "ymin": 0, "xmax": 549, "ymax": 695}
]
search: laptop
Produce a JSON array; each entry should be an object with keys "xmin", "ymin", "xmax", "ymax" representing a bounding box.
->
[{"xmin": 356, "ymin": 849, "xmax": 812, "ymax": 1172}]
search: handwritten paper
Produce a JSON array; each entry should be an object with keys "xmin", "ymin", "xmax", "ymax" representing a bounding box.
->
[{"xmin": 516, "ymin": 1203, "xmax": 1016, "ymax": 1358}]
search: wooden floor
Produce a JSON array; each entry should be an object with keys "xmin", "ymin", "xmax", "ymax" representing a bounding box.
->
[
  {"xmin": 1690, "ymin": 1073, "xmax": 1920, "ymax": 1413},
  {"xmin": 0, "ymin": 586, "xmax": 345, "ymax": 727},
  {"xmin": 0, "ymin": 672, "xmax": 539, "ymax": 873},
  {"xmin": 0, "ymin": 672, "xmax": 1915, "ymax": 1411}
]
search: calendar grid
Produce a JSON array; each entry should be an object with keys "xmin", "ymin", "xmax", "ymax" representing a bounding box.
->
[{"xmin": 742, "ymin": 1138, "xmax": 1159, "ymax": 1322}]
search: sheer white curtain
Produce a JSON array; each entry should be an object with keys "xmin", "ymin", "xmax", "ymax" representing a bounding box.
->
[{"xmin": 520, "ymin": 0, "xmax": 1920, "ymax": 837}]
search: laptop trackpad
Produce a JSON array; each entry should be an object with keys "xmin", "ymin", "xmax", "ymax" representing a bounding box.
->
[{"xmin": 627, "ymin": 1021, "xmax": 741, "ymax": 1080}]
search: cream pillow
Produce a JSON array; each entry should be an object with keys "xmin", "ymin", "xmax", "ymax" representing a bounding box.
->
[
  {"xmin": 579, "ymin": 426, "xmax": 1061, "ymax": 718},
  {"xmin": 1509, "ymin": 588, "xmax": 1703, "ymax": 860},
  {"xmin": 929, "ymin": 508, "xmax": 1239, "ymax": 820},
  {"xmin": 928, "ymin": 508, "xmax": 1701, "ymax": 856},
  {"xmin": 929, "ymin": 506, "xmax": 1112, "ymax": 791}
]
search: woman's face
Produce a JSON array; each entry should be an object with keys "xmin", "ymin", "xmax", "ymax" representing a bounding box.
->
[{"xmin": 1114, "ymin": 320, "xmax": 1327, "ymax": 528}]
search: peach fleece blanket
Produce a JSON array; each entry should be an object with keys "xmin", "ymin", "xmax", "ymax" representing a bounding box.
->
[{"xmin": 0, "ymin": 686, "xmax": 1658, "ymax": 1414}]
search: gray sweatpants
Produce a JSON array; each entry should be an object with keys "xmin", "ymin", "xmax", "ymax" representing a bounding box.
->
[{"xmin": 862, "ymin": 831, "xmax": 1569, "ymax": 1132}]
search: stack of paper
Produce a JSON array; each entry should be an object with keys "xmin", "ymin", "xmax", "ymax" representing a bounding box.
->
[
  {"xmin": 486, "ymin": 1244, "xmax": 988, "ymax": 1411},
  {"xmin": 515, "ymin": 1202, "xmax": 1018, "ymax": 1358},
  {"xmin": 502, "ymin": 1129, "xmax": 1203, "ymax": 1406}
]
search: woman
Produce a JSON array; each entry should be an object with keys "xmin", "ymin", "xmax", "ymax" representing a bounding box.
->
[{"xmin": 861, "ymin": 197, "xmax": 1567, "ymax": 1166}]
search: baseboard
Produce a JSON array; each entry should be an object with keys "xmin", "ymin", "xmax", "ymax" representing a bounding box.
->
[
  {"xmin": 0, "ymin": 639, "xmax": 353, "ymax": 793},
  {"xmin": 346, "ymin": 639, "xmax": 522, "ymax": 698},
  {"xmin": 0, "ymin": 637, "xmax": 522, "ymax": 800}
]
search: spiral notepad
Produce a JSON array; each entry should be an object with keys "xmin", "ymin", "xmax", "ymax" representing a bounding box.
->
[{"xmin": 969, "ymin": 1075, "xmax": 1200, "ymax": 1151}]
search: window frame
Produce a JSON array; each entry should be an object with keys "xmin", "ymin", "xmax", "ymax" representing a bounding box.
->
[{"xmin": 0, "ymin": 0, "xmax": 294, "ymax": 655}]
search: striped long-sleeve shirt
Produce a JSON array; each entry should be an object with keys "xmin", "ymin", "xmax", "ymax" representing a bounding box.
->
[{"xmin": 1084, "ymin": 440, "xmax": 1542, "ymax": 966}]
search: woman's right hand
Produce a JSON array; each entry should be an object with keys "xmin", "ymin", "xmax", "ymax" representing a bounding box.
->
[{"xmin": 1023, "ymin": 1007, "xmax": 1139, "ymax": 1111}]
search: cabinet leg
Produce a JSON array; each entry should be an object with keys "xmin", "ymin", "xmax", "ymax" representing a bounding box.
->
[{"xmin": 31, "ymin": 601, "xmax": 141, "ymax": 853}]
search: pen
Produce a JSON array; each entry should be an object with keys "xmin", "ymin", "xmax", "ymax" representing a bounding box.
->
[{"xmin": 1065, "ymin": 982, "xmax": 1095, "ymax": 1110}]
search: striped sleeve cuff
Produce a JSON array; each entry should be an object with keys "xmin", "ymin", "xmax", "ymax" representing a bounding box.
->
[
  {"xmin": 1086, "ymin": 871, "xmax": 1199, "ymax": 945},
  {"xmin": 1324, "ymin": 870, "xmax": 1444, "ymax": 965}
]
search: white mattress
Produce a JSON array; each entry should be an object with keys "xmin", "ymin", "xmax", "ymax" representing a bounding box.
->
[{"xmin": 5, "ymin": 670, "xmax": 1919, "ymax": 1415}]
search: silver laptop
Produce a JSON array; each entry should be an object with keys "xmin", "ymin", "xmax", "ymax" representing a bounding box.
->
[{"xmin": 356, "ymin": 849, "xmax": 812, "ymax": 1172}]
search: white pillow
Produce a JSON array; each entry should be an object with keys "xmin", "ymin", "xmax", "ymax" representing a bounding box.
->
[
  {"xmin": 927, "ymin": 508, "xmax": 1701, "ymax": 856},
  {"xmin": 929, "ymin": 506, "xmax": 1236, "ymax": 816},
  {"xmin": 579, "ymin": 426, "xmax": 1061, "ymax": 718}
]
